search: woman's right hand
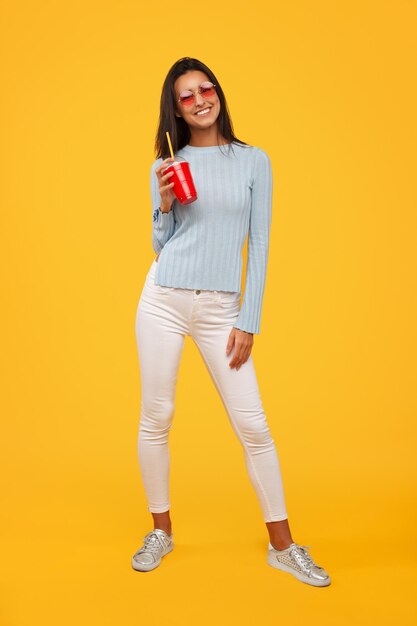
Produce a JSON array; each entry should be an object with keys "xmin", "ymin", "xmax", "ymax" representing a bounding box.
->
[{"xmin": 156, "ymin": 157, "xmax": 176, "ymax": 212}]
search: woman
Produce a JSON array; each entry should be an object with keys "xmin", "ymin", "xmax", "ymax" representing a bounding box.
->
[{"xmin": 132, "ymin": 57, "xmax": 331, "ymax": 586}]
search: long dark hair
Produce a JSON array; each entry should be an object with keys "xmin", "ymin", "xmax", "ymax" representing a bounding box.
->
[{"xmin": 155, "ymin": 57, "xmax": 248, "ymax": 159}]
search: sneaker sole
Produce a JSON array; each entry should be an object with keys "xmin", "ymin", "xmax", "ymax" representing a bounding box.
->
[
  {"xmin": 267, "ymin": 553, "xmax": 331, "ymax": 587},
  {"xmin": 131, "ymin": 543, "xmax": 174, "ymax": 572}
]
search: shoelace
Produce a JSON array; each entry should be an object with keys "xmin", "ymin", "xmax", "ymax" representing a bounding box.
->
[
  {"xmin": 291, "ymin": 544, "xmax": 315, "ymax": 568},
  {"xmin": 139, "ymin": 531, "xmax": 166, "ymax": 555}
]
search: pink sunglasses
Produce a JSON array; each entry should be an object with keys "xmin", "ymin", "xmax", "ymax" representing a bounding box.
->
[{"xmin": 177, "ymin": 82, "xmax": 217, "ymax": 107}]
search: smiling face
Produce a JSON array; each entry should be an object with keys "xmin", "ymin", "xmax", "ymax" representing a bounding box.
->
[{"xmin": 174, "ymin": 70, "xmax": 221, "ymax": 133}]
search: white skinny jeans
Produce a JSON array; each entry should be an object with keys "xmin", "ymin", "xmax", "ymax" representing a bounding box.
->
[{"xmin": 135, "ymin": 259, "xmax": 288, "ymax": 522}]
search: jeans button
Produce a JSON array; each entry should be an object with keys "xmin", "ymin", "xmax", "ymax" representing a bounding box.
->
[{"xmin": 196, "ymin": 290, "xmax": 201, "ymax": 295}]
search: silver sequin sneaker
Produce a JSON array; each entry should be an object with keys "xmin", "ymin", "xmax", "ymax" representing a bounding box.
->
[
  {"xmin": 267, "ymin": 542, "xmax": 331, "ymax": 586},
  {"xmin": 132, "ymin": 528, "xmax": 174, "ymax": 572}
]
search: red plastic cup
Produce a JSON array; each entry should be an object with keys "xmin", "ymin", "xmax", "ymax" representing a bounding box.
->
[{"xmin": 164, "ymin": 161, "xmax": 197, "ymax": 205}]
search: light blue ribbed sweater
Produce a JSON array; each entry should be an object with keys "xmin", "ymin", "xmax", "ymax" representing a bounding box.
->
[{"xmin": 151, "ymin": 141, "xmax": 272, "ymax": 334}]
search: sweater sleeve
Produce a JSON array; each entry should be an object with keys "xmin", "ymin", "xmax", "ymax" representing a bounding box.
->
[
  {"xmin": 233, "ymin": 148, "xmax": 273, "ymax": 335},
  {"xmin": 151, "ymin": 158, "xmax": 177, "ymax": 254}
]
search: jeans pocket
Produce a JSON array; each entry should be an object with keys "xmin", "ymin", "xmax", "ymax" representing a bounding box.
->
[
  {"xmin": 219, "ymin": 291, "xmax": 241, "ymax": 308},
  {"xmin": 145, "ymin": 273, "xmax": 175, "ymax": 293}
]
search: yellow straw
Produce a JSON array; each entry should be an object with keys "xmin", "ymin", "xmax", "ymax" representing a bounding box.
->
[{"xmin": 166, "ymin": 131, "xmax": 175, "ymax": 159}]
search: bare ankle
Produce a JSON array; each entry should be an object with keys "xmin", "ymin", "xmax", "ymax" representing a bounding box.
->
[
  {"xmin": 271, "ymin": 542, "xmax": 291, "ymax": 551},
  {"xmin": 154, "ymin": 525, "xmax": 172, "ymax": 536},
  {"xmin": 151, "ymin": 511, "xmax": 172, "ymax": 536}
]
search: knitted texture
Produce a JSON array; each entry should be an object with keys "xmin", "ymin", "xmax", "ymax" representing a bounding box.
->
[{"xmin": 150, "ymin": 142, "xmax": 273, "ymax": 335}]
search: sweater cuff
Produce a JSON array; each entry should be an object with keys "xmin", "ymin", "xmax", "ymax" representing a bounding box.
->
[{"xmin": 153, "ymin": 207, "xmax": 172, "ymax": 222}]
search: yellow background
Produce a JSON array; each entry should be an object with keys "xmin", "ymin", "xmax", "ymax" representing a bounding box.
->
[{"xmin": 1, "ymin": 1, "xmax": 416, "ymax": 624}]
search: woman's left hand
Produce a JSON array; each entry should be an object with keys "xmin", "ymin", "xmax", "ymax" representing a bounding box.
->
[{"xmin": 226, "ymin": 328, "xmax": 254, "ymax": 370}]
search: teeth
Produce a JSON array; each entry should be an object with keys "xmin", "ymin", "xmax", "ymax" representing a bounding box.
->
[{"xmin": 196, "ymin": 108, "xmax": 210, "ymax": 116}]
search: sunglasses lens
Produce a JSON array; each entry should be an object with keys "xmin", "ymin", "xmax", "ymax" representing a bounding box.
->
[
  {"xmin": 179, "ymin": 91, "xmax": 194, "ymax": 106},
  {"xmin": 200, "ymin": 82, "xmax": 215, "ymax": 97}
]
